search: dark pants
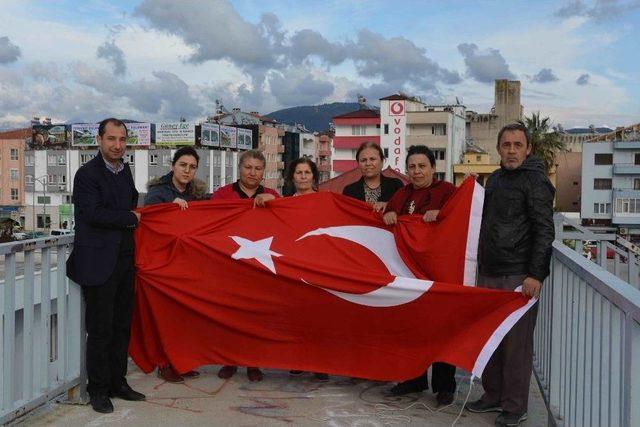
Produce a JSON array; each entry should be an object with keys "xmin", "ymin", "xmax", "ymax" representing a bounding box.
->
[
  {"xmin": 478, "ymin": 273, "xmax": 538, "ymax": 414},
  {"xmin": 406, "ymin": 362, "xmax": 456, "ymax": 393},
  {"xmin": 83, "ymin": 252, "xmax": 135, "ymax": 397}
]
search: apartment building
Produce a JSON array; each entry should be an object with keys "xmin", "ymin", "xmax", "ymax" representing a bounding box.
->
[{"xmin": 0, "ymin": 128, "xmax": 28, "ymax": 222}]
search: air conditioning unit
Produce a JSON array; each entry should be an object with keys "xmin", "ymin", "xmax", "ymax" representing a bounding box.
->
[
  {"xmin": 59, "ymin": 184, "xmax": 66, "ymax": 190},
  {"xmin": 620, "ymin": 228, "xmax": 628, "ymax": 234}
]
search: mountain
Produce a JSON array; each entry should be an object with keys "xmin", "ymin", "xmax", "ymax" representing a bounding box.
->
[{"xmin": 266, "ymin": 102, "xmax": 377, "ymax": 132}]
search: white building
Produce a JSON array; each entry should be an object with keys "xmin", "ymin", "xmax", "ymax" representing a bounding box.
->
[
  {"xmin": 581, "ymin": 140, "xmax": 640, "ymax": 235},
  {"xmin": 23, "ymin": 148, "xmax": 242, "ymax": 231}
]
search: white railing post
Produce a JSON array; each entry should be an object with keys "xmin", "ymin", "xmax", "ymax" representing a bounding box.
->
[{"xmin": 2, "ymin": 253, "xmax": 16, "ymax": 413}]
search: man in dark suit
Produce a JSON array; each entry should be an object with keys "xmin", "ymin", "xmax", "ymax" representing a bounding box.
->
[{"xmin": 67, "ymin": 118, "xmax": 145, "ymax": 413}]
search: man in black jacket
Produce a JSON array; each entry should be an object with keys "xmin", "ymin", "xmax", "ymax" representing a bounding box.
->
[
  {"xmin": 466, "ymin": 123, "xmax": 554, "ymax": 427},
  {"xmin": 67, "ymin": 118, "xmax": 145, "ymax": 413}
]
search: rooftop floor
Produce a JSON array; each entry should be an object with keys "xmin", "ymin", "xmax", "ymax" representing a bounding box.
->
[{"xmin": 18, "ymin": 362, "xmax": 547, "ymax": 426}]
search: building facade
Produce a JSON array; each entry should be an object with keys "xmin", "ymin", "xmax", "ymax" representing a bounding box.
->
[
  {"xmin": 0, "ymin": 129, "xmax": 28, "ymax": 222},
  {"xmin": 466, "ymin": 79, "xmax": 523, "ymax": 164},
  {"xmin": 331, "ymin": 109, "xmax": 380, "ymax": 176}
]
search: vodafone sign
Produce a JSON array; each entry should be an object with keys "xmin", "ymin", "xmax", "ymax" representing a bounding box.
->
[
  {"xmin": 389, "ymin": 101, "xmax": 405, "ymax": 116},
  {"xmin": 385, "ymin": 100, "xmax": 406, "ymax": 173}
]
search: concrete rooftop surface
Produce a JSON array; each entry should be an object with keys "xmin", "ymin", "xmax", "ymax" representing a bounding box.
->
[{"xmin": 17, "ymin": 363, "xmax": 547, "ymax": 426}]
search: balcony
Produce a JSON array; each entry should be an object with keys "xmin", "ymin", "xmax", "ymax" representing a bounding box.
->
[
  {"xmin": 613, "ymin": 163, "xmax": 640, "ymax": 174},
  {"xmin": 613, "ymin": 141, "xmax": 640, "ymax": 149}
]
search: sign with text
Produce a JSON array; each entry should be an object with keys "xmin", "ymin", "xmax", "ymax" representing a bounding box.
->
[
  {"xmin": 236, "ymin": 127, "xmax": 253, "ymax": 150},
  {"xmin": 219, "ymin": 125, "xmax": 237, "ymax": 149},
  {"xmin": 382, "ymin": 100, "xmax": 406, "ymax": 173},
  {"xmin": 70, "ymin": 122, "xmax": 151, "ymax": 146},
  {"xmin": 155, "ymin": 122, "xmax": 195, "ymax": 146},
  {"xmin": 200, "ymin": 123, "xmax": 220, "ymax": 147}
]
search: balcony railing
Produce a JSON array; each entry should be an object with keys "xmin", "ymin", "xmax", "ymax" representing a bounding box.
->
[
  {"xmin": 613, "ymin": 163, "xmax": 640, "ymax": 174},
  {"xmin": 0, "ymin": 236, "xmax": 86, "ymax": 425}
]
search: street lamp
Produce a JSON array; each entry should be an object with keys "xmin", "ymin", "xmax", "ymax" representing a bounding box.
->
[{"xmin": 32, "ymin": 175, "xmax": 48, "ymax": 231}]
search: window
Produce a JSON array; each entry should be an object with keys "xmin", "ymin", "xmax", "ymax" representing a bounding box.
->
[
  {"xmin": 593, "ymin": 203, "xmax": 611, "ymax": 214},
  {"xmin": 162, "ymin": 155, "xmax": 171, "ymax": 166},
  {"xmin": 10, "ymin": 169, "xmax": 18, "ymax": 180},
  {"xmin": 434, "ymin": 172, "xmax": 446, "ymax": 181},
  {"xmin": 58, "ymin": 155, "xmax": 66, "ymax": 165},
  {"xmin": 636, "ymin": 153, "xmax": 640, "ymax": 165},
  {"xmin": 351, "ymin": 125, "xmax": 366, "ymax": 136},
  {"xmin": 37, "ymin": 214, "xmax": 51, "ymax": 229},
  {"xmin": 615, "ymin": 198, "xmax": 640, "ymax": 214},
  {"xmin": 37, "ymin": 196, "xmax": 51, "ymax": 204},
  {"xmin": 25, "ymin": 175, "xmax": 34, "ymax": 185},
  {"xmin": 593, "ymin": 179, "xmax": 612, "ymax": 190},
  {"xmin": 433, "ymin": 150, "xmax": 445, "ymax": 160},
  {"xmin": 10, "ymin": 188, "xmax": 18, "ymax": 201},
  {"xmin": 64, "ymin": 195, "xmax": 72, "ymax": 204},
  {"xmin": 149, "ymin": 154, "xmax": 158, "ymax": 165},
  {"xmin": 48, "ymin": 174, "xmax": 56, "ymax": 184},
  {"xmin": 126, "ymin": 154, "xmax": 135, "ymax": 165},
  {"xmin": 476, "ymin": 155, "xmax": 482, "ymax": 162},
  {"xmin": 24, "ymin": 154, "xmax": 34, "ymax": 166},
  {"xmin": 432, "ymin": 124, "xmax": 447, "ymax": 135},
  {"xmin": 59, "ymin": 175, "xmax": 66, "ymax": 184},
  {"xmin": 48, "ymin": 154, "xmax": 57, "ymax": 166},
  {"xmin": 635, "ymin": 179, "xmax": 640, "ymax": 190},
  {"xmin": 376, "ymin": 124, "xmax": 380, "ymax": 129},
  {"xmin": 80, "ymin": 154, "xmax": 95, "ymax": 165},
  {"xmin": 383, "ymin": 148, "xmax": 389, "ymax": 159},
  {"xmin": 594, "ymin": 153, "xmax": 612, "ymax": 165},
  {"xmin": 384, "ymin": 124, "xmax": 389, "ymax": 135},
  {"xmin": 10, "ymin": 148, "xmax": 18, "ymax": 160}
]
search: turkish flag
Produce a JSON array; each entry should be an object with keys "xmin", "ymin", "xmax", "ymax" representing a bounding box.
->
[{"xmin": 129, "ymin": 178, "xmax": 535, "ymax": 381}]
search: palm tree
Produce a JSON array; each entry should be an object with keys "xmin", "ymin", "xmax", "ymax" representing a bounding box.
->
[{"xmin": 519, "ymin": 112, "xmax": 566, "ymax": 172}]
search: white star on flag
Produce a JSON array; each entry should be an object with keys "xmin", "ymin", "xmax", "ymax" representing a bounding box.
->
[{"xmin": 229, "ymin": 236, "xmax": 282, "ymax": 274}]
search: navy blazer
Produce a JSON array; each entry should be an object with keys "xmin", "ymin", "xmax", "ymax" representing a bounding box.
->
[
  {"xmin": 342, "ymin": 175, "xmax": 404, "ymax": 203},
  {"xmin": 66, "ymin": 152, "xmax": 139, "ymax": 287}
]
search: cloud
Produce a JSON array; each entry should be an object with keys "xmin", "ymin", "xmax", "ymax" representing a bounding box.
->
[
  {"xmin": 289, "ymin": 29, "xmax": 348, "ymax": 65},
  {"xmin": 0, "ymin": 36, "xmax": 21, "ymax": 64},
  {"xmin": 349, "ymin": 29, "xmax": 461, "ymax": 92},
  {"xmin": 555, "ymin": 0, "xmax": 640, "ymax": 20},
  {"xmin": 576, "ymin": 73, "xmax": 591, "ymax": 85},
  {"xmin": 73, "ymin": 62, "xmax": 202, "ymax": 119},
  {"xmin": 269, "ymin": 68, "xmax": 334, "ymax": 106},
  {"xmin": 27, "ymin": 61, "xmax": 66, "ymax": 82},
  {"xmin": 457, "ymin": 43, "xmax": 516, "ymax": 83},
  {"xmin": 134, "ymin": 0, "xmax": 276, "ymax": 68},
  {"xmin": 97, "ymin": 40, "xmax": 127, "ymax": 76},
  {"xmin": 530, "ymin": 68, "xmax": 559, "ymax": 83}
]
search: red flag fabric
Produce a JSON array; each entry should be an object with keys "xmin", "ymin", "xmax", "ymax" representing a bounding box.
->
[{"xmin": 129, "ymin": 178, "xmax": 535, "ymax": 381}]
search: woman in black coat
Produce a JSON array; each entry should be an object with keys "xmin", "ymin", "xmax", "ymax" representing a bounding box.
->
[{"xmin": 342, "ymin": 141, "xmax": 403, "ymax": 212}]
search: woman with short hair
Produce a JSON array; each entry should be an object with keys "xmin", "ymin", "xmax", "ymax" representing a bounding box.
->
[{"xmin": 342, "ymin": 141, "xmax": 403, "ymax": 212}]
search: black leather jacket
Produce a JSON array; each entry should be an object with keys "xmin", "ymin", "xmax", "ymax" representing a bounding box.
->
[{"xmin": 479, "ymin": 155, "xmax": 555, "ymax": 281}]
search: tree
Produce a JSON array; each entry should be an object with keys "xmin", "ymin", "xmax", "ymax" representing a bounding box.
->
[{"xmin": 519, "ymin": 112, "xmax": 566, "ymax": 172}]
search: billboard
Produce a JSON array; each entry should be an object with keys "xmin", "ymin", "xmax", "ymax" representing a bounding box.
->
[
  {"xmin": 71, "ymin": 123, "xmax": 99, "ymax": 146},
  {"xmin": 70, "ymin": 122, "xmax": 151, "ymax": 146},
  {"xmin": 155, "ymin": 122, "xmax": 195, "ymax": 146},
  {"xmin": 236, "ymin": 127, "xmax": 253, "ymax": 150},
  {"xmin": 200, "ymin": 123, "xmax": 220, "ymax": 147},
  {"xmin": 30, "ymin": 124, "xmax": 69, "ymax": 149},
  {"xmin": 219, "ymin": 125, "xmax": 237, "ymax": 149},
  {"xmin": 128, "ymin": 122, "xmax": 151, "ymax": 146}
]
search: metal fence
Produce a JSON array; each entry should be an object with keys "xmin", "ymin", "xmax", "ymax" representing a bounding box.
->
[
  {"xmin": 0, "ymin": 236, "xmax": 86, "ymax": 425},
  {"xmin": 533, "ymin": 240, "xmax": 640, "ymax": 426}
]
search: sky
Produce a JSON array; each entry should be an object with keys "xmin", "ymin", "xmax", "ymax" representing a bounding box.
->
[{"xmin": 0, "ymin": 0, "xmax": 639, "ymax": 129}]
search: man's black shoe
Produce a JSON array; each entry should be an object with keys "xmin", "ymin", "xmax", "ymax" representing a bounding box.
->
[
  {"xmin": 436, "ymin": 391, "xmax": 454, "ymax": 406},
  {"xmin": 110, "ymin": 383, "xmax": 146, "ymax": 401},
  {"xmin": 389, "ymin": 378, "xmax": 428, "ymax": 396},
  {"xmin": 495, "ymin": 411, "xmax": 528, "ymax": 426},
  {"xmin": 89, "ymin": 395, "xmax": 114, "ymax": 413},
  {"xmin": 465, "ymin": 398, "xmax": 503, "ymax": 413}
]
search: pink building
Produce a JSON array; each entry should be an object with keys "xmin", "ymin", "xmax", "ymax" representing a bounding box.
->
[
  {"xmin": 331, "ymin": 109, "xmax": 380, "ymax": 176},
  {"xmin": 0, "ymin": 128, "xmax": 28, "ymax": 220}
]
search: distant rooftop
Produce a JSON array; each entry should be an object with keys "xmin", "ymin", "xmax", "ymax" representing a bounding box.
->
[
  {"xmin": 333, "ymin": 109, "xmax": 380, "ymax": 119},
  {"xmin": 564, "ymin": 127, "xmax": 613, "ymax": 135}
]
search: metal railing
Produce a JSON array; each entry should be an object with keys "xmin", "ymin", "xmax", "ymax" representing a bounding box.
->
[
  {"xmin": 0, "ymin": 236, "xmax": 86, "ymax": 425},
  {"xmin": 533, "ymin": 240, "xmax": 640, "ymax": 426}
]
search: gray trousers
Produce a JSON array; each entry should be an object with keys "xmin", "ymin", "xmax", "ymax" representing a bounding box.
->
[{"xmin": 478, "ymin": 273, "xmax": 539, "ymax": 414}]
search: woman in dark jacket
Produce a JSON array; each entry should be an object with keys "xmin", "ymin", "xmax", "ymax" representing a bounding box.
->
[
  {"xmin": 144, "ymin": 147, "xmax": 208, "ymax": 208},
  {"xmin": 342, "ymin": 141, "xmax": 403, "ymax": 212},
  {"xmin": 143, "ymin": 146, "xmax": 207, "ymax": 383}
]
